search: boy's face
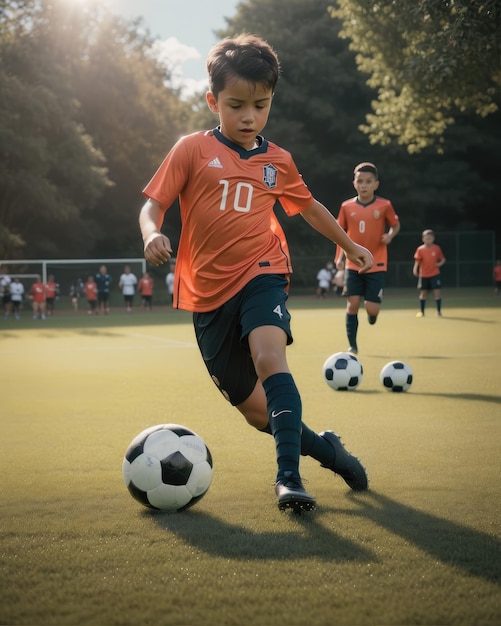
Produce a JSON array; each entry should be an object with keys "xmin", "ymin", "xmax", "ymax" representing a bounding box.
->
[
  {"xmin": 206, "ymin": 78, "xmax": 273, "ymax": 151},
  {"xmin": 422, "ymin": 233, "xmax": 435, "ymax": 245},
  {"xmin": 353, "ymin": 171, "xmax": 379, "ymax": 203}
]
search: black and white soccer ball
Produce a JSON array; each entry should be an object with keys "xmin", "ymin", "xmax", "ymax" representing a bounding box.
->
[
  {"xmin": 323, "ymin": 352, "xmax": 363, "ymax": 391},
  {"xmin": 122, "ymin": 424, "xmax": 213, "ymax": 511},
  {"xmin": 380, "ymin": 361, "xmax": 413, "ymax": 392}
]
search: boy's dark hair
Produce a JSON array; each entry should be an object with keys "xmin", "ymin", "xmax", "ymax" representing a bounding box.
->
[
  {"xmin": 354, "ymin": 162, "xmax": 378, "ymax": 179},
  {"xmin": 206, "ymin": 33, "xmax": 280, "ymax": 98}
]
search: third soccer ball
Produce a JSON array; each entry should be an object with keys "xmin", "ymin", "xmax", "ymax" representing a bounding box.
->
[
  {"xmin": 380, "ymin": 361, "xmax": 413, "ymax": 392},
  {"xmin": 323, "ymin": 352, "xmax": 363, "ymax": 391}
]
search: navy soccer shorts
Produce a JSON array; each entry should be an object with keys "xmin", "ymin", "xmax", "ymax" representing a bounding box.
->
[
  {"xmin": 345, "ymin": 270, "xmax": 385, "ymax": 303},
  {"xmin": 418, "ymin": 275, "xmax": 442, "ymax": 290},
  {"xmin": 193, "ymin": 274, "xmax": 293, "ymax": 406}
]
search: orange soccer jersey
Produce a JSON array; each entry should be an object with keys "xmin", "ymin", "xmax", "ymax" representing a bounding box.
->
[
  {"xmin": 84, "ymin": 280, "xmax": 98, "ymax": 301},
  {"xmin": 414, "ymin": 244, "xmax": 445, "ymax": 278},
  {"xmin": 44, "ymin": 281, "xmax": 57, "ymax": 299},
  {"xmin": 139, "ymin": 277, "xmax": 153, "ymax": 296},
  {"xmin": 143, "ymin": 129, "xmax": 314, "ymax": 312},
  {"xmin": 31, "ymin": 282, "xmax": 46, "ymax": 303},
  {"xmin": 336, "ymin": 196, "xmax": 399, "ymax": 272}
]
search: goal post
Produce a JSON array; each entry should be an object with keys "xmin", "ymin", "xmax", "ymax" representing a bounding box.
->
[{"xmin": 0, "ymin": 258, "xmax": 147, "ymax": 294}]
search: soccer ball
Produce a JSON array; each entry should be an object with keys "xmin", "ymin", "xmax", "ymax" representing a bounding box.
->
[
  {"xmin": 380, "ymin": 361, "xmax": 413, "ymax": 392},
  {"xmin": 323, "ymin": 352, "xmax": 363, "ymax": 391},
  {"xmin": 122, "ymin": 424, "xmax": 213, "ymax": 511}
]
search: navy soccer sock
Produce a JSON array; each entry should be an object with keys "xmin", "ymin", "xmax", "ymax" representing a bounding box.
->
[
  {"xmin": 419, "ymin": 298, "xmax": 426, "ymax": 314},
  {"xmin": 346, "ymin": 313, "xmax": 359, "ymax": 349},
  {"xmin": 300, "ymin": 423, "xmax": 335, "ymax": 466},
  {"xmin": 260, "ymin": 420, "xmax": 334, "ymax": 467},
  {"xmin": 435, "ymin": 298, "xmax": 442, "ymax": 313},
  {"xmin": 262, "ymin": 372, "xmax": 302, "ymax": 481}
]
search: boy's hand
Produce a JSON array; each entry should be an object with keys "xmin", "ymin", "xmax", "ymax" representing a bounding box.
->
[
  {"xmin": 345, "ymin": 244, "xmax": 373, "ymax": 274},
  {"xmin": 144, "ymin": 233, "xmax": 173, "ymax": 266}
]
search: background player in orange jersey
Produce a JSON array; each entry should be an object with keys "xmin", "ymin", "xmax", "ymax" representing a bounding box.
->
[
  {"xmin": 84, "ymin": 275, "xmax": 98, "ymax": 315},
  {"xmin": 30, "ymin": 275, "xmax": 46, "ymax": 320},
  {"xmin": 335, "ymin": 162, "xmax": 400, "ymax": 354},
  {"xmin": 138, "ymin": 271, "xmax": 154, "ymax": 311},
  {"xmin": 44, "ymin": 274, "xmax": 59, "ymax": 316},
  {"xmin": 413, "ymin": 229, "xmax": 446, "ymax": 316},
  {"xmin": 139, "ymin": 34, "xmax": 374, "ymax": 513},
  {"xmin": 493, "ymin": 260, "xmax": 501, "ymax": 295}
]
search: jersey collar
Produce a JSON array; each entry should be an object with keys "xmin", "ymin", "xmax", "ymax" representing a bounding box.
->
[{"xmin": 212, "ymin": 127, "xmax": 268, "ymax": 159}]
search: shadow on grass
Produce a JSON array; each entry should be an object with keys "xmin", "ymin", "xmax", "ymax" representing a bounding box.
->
[
  {"xmin": 342, "ymin": 491, "xmax": 501, "ymax": 584},
  {"xmin": 148, "ymin": 490, "xmax": 501, "ymax": 584},
  {"xmin": 412, "ymin": 391, "xmax": 501, "ymax": 404},
  {"xmin": 148, "ymin": 504, "xmax": 374, "ymax": 563},
  {"xmin": 436, "ymin": 315, "xmax": 499, "ymax": 324}
]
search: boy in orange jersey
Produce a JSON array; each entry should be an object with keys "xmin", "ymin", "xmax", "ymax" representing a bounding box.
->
[
  {"xmin": 138, "ymin": 271, "xmax": 154, "ymax": 311},
  {"xmin": 31, "ymin": 275, "xmax": 46, "ymax": 320},
  {"xmin": 413, "ymin": 229, "xmax": 446, "ymax": 316},
  {"xmin": 84, "ymin": 275, "xmax": 98, "ymax": 315},
  {"xmin": 335, "ymin": 162, "xmax": 400, "ymax": 354},
  {"xmin": 139, "ymin": 34, "xmax": 374, "ymax": 513}
]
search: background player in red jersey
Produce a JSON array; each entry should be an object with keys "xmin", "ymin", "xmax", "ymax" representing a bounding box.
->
[
  {"xmin": 335, "ymin": 162, "xmax": 400, "ymax": 354},
  {"xmin": 139, "ymin": 34, "xmax": 374, "ymax": 513},
  {"xmin": 413, "ymin": 229, "xmax": 446, "ymax": 316}
]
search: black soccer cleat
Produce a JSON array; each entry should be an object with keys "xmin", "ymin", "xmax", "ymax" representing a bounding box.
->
[
  {"xmin": 320, "ymin": 431, "xmax": 368, "ymax": 491},
  {"xmin": 275, "ymin": 471, "xmax": 316, "ymax": 513}
]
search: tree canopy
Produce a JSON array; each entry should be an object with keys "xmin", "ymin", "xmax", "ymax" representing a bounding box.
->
[
  {"xmin": 331, "ymin": 0, "xmax": 501, "ymax": 152},
  {"xmin": 0, "ymin": 0, "xmax": 499, "ymax": 264}
]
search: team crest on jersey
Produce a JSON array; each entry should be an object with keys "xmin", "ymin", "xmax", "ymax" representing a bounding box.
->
[
  {"xmin": 263, "ymin": 163, "xmax": 278, "ymax": 189},
  {"xmin": 373, "ymin": 210, "xmax": 380, "ymax": 219}
]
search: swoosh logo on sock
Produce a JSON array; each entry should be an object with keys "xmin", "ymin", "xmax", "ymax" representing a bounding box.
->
[{"xmin": 271, "ymin": 409, "xmax": 292, "ymax": 418}]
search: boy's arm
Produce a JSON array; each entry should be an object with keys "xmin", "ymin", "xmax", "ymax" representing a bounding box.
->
[
  {"xmin": 301, "ymin": 200, "xmax": 373, "ymax": 273},
  {"xmin": 413, "ymin": 261, "xmax": 420, "ymax": 277},
  {"xmin": 139, "ymin": 198, "xmax": 173, "ymax": 266},
  {"xmin": 382, "ymin": 221, "xmax": 400, "ymax": 245}
]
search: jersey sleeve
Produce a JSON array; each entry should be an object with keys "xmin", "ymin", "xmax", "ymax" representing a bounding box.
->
[
  {"xmin": 142, "ymin": 137, "xmax": 190, "ymax": 208},
  {"xmin": 277, "ymin": 155, "xmax": 313, "ymax": 216}
]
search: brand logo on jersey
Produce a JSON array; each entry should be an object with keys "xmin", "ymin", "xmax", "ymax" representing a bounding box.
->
[
  {"xmin": 208, "ymin": 157, "xmax": 223, "ymax": 168},
  {"xmin": 263, "ymin": 163, "xmax": 278, "ymax": 189},
  {"xmin": 373, "ymin": 210, "xmax": 380, "ymax": 219}
]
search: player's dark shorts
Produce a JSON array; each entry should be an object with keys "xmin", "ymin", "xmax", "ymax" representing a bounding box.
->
[
  {"xmin": 98, "ymin": 292, "xmax": 109, "ymax": 304},
  {"xmin": 124, "ymin": 294, "xmax": 134, "ymax": 304},
  {"xmin": 88, "ymin": 299, "xmax": 97, "ymax": 310},
  {"xmin": 345, "ymin": 270, "xmax": 385, "ymax": 303},
  {"xmin": 418, "ymin": 275, "xmax": 441, "ymax": 290},
  {"xmin": 193, "ymin": 274, "xmax": 292, "ymax": 406}
]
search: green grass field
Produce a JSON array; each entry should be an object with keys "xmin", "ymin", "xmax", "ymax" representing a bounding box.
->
[{"xmin": 1, "ymin": 289, "xmax": 500, "ymax": 626}]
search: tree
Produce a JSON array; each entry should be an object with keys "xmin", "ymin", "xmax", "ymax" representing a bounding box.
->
[
  {"xmin": 331, "ymin": 0, "xmax": 501, "ymax": 152},
  {"xmin": 0, "ymin": 0, "xmax": 189, "ymax": 258},
  {"xmin": 0, "ymin": 0, "xmax": 110, "ymax": 257}
]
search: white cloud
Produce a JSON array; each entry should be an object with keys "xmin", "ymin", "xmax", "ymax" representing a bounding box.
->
[{"xmin": 151, "ymin": 37, "xmax": 208, "ymax": 98}]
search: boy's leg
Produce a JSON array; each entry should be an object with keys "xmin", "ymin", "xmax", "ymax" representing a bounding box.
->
[
  {"xmin": 417, "ymin": 290, "xmax": 427, "ymax": 316},
  {"xmin": 364, "ymin": 272, "xmax": 384, "ymax": 325},
  {"xmin": 344, "ymin": 270, "xmax": 365, "ymax": 353},
  {"xmin": 193, "ymin": 277, "xmax": 315, "ymax": 511}
]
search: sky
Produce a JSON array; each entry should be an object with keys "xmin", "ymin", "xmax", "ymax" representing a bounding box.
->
[{"xmin": 105, "ymin": 0, "xmax": 240, "ymax": 96}]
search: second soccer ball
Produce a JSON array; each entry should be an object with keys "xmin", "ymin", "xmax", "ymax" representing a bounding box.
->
[{"xmin": 323, "ymin": 352, "xmax": 363, "ymax": 391}]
